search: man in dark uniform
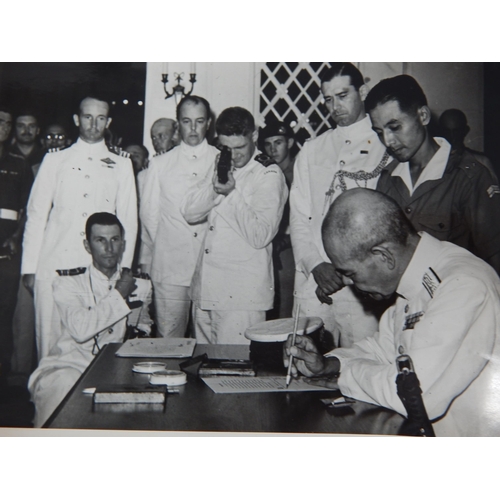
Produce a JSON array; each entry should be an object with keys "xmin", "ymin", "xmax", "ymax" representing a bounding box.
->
[
  {"xmin": 11, "ymin": 111, "xmax": 44, "ymax": 173},
  {"xmin": 367, "ymin": 75, "xmax": 500, "ymax": 274},
  {"xmin": 0, "ymin": 105, "xmax": 34, "ymax": 382},
  {"xmin": 261, "ymin": 121, "xmax": 296, "ymax": 318}
]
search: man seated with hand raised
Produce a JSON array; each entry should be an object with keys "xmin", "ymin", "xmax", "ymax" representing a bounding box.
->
[
  {"xmin": 284, "ymin": 188, "xmax": 500, "ymax": 436},
  {"xmin": 28, "ymin": 212, "xmax": 152, "ymax": 427}
]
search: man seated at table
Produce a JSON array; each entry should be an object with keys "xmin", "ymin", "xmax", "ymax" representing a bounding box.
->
[
  {"xmin": 28, "ymin": 212, "xmax": 152, "ymax": 427},
  {"xmin": 284, "ymin": 188, "xmax": 500, "ymax": 436}
]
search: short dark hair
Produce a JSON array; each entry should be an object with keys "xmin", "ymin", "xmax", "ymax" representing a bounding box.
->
[
  {"xmin": 365, "ymin": 75, "xmax": 428, "ymax": 115},
  {"xmin": 85, "ymin": 212, "xmax": 124, "ymax": 241},
  {"xmin": 15, "ymin": 110, "xmax": 38, "ymax": 124},
  {"xmin": 321, "ymin": 63, "xmax": 365, "ymax": 90},
  {"xmin": 176, "ymin": 95, "xmax": 211, "ymax": 121},
  {"xmin": 216, "ymin": 107, "xmax": 255, "ymax": 137},
  {"xmin": 125, "ymin": 144, "xmax": 149, "ymax": 158}
]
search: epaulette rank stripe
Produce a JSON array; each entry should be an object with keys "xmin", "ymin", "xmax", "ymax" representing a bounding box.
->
[
  {"xmin": 153, "ymin": 150, "xmax": 168, "ymax": 158},
  {"xmin": 56, "ymin": 267, "xmax": 87, "ymax": 276},
  {"xmin": 48, "ymin": 147, "xmax": 62, "ymax": 153}
]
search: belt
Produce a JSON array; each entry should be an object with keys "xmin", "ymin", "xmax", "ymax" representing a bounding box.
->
[{"xmin": 0, "ymin": 209, "xmax": 19, "ymax": 221}]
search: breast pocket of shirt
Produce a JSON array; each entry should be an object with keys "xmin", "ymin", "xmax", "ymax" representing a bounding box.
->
[{"xmin": 415, "ymin": 212, "xmax": 463, "ymax": 239}]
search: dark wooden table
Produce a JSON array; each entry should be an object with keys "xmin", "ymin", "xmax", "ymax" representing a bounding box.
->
[{"xmin": 45, "ymin": 343, "xmax": 404, "ymax": 435}]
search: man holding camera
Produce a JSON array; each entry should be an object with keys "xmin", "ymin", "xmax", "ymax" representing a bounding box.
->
[{"xmin": 181, "ymin": 107, "xmax": 288, "ymax": 344}]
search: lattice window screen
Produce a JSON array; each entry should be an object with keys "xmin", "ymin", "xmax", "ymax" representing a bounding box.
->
[{"xmin": 256, "ymin": 62, "xmax": 337, "ymax": 149}]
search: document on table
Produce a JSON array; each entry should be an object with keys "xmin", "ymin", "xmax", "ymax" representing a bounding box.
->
[{"xmin": 201, "ymin": 376, "xmax": 332, "ymax": 394}]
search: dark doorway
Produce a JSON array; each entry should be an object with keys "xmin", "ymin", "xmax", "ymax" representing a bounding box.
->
[
  {"xmin": 0, "ymin": 62, "xmax": 147, "ymax": 146},
  {"xmin": 484, "ymin": 63, "xmax": 500, "ymax": 178}
]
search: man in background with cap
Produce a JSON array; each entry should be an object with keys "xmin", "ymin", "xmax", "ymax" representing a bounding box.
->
[{"xmin": 261, "ymin": 121, "xmax": 296, "ymax": 318}]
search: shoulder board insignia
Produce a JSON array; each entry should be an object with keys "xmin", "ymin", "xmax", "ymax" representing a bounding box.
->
[
  {"xmin": 56, "ymin": 267, "xmax": 87, "ymax": 276},
  {"xmin": 47, "ymin": 147, "xmax": 62, "ymax": 153},
  {"xmin": 487, "ymin": 185, "xmax": 500, "ymax": 198},
  {"xmin": 255, "ymin": 154, "xmax": 276, "ymax": 168},
  {"xmin": 107, "ymin": 145, "xmax": 130, "ymax": 158},
  {"xmin": 133, "ymin": 271, "xmax": 151, "ymax": 280},
  {"xmin": 153, "ymin": 150, "xmax": 168, "ymax": 158}
]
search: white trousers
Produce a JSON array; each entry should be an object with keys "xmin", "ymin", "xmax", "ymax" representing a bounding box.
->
[
  {"xmin": 294, "ymin": 286, "xmax": 380, "ymax": 348},
  {"xmin": 29, "ymin": 365, "xmax": 81, "ymax": 427},
  {"xmin": 153, "ymin": 282, "xmax": 190, "ymax": 337},
  {"xmin": 34, "ymin": 278, "xmax": 62, "ymax": 361},
  {"xmin": 193, "ymin": 306, "xmax": 264, "ymax": 345}
]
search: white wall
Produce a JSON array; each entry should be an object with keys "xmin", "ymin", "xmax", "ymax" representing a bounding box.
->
[
  {"xmin": 144, "ymin": 62, "xmax": 256, "ymax": 154},
  {"xmin": 144, "ymin": 62, "xmax": 484, "ymax": 153}
]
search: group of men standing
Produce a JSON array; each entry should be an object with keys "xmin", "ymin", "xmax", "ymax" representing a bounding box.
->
[{"xmin": 4, "ymin": 62, "xmax": 500, "ymax": 434}]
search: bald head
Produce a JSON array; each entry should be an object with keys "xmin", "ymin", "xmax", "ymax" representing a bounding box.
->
[
  {"xmin": 151, "ymin": 118, "xmax": 178, "ymax": 153},
  {"xmin": 322, "ymin": 188, "xmax": 417, "ymax": 260}
]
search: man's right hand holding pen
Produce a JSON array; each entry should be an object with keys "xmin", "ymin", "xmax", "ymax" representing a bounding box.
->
[{"xmin": 283, "ymin": 334, "xmax": 341, "ymax": 389}]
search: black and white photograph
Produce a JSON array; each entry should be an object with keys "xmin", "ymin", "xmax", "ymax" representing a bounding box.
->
[{"xmin": 0, "ymin": 61, "xmax": 499, "ymax": 440}]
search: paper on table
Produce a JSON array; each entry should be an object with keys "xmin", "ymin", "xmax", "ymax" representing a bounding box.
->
[{"xmin": 201, "ymin": 376, "xmax": 333, "ymax": 394}]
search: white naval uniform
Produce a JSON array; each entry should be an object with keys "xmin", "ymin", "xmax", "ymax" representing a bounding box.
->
[
  {"xmin": 181, "ymin": 152, "xmax": 288, "ymax": 344},
  {"xmin": 28, "ymin": 264, "xmax": 152, "ymax": 427},
  {"xmin": 330, "ymin": 232, "xmax": 500, "ymax": 436},
  {"xmin": 140, "ymin": 140, "xmax": 219, "ymax": 337},
  {"xmin": 21, "ymin": 138, "xmax": 138, "ymax": 360},
  {"xmin": 290, "ymin": 116, "xmax": 388, "ymax": 347}
]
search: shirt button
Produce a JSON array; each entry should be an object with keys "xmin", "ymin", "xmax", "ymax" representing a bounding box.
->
[
  {"xmin": 340, "ymin": 160, "xmax": 345, "ymax": 166},
  {"xmin": 205, "ymin": 249, "xmax": 209, "ymax": 254},
  {"xmin": 405, "ymin": 207, "xmax": 412, "ymax": 214},
  {"xmin": 398, "ymin": 345, "xmax": 405, "ymax": 355},
  {"xmin": 345, "ymin": 140, "xmax": 351, "ymax": 145},
  {"xmin": 404, "ymin": 305, "xmax": 409, "ymax": 313},
  {"xmin": 85, "ymin": 175, "xmax": 90, "ymax": 179},
  {"xmin": 88, "ymin": 157, "xmax": 93, "ymax": 161},
  {"xmin": 82, "ymin": 213, "xmax": 87, "ymax": 217},
  {"xmin": 193, "ymin": 232, "xmax": 197, "ymax": 237},
  {"xmin": 209, "ymin": 226, "xmax": 214, "ymax": 231},
  {"xmin": 192, "ymin": 172, "xmax": 197, "ymax": 176},
  {"xmin": 80, "ymin": 231, "xmax": 85, "ymax": 236},
  {"xmin": 83, "ymin": 193, "xmax": 89, "ymax": 198}
]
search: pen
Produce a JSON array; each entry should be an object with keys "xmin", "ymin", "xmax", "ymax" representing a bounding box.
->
[{"xmin": 286, "ymin": 304, "xmax": 301, "ymax": 388}]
